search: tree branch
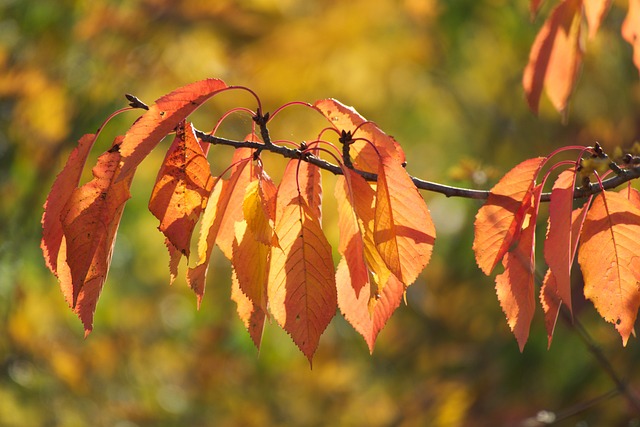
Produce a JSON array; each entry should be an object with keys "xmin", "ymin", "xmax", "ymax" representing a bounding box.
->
[{"xmin": 195, "ymin": 130, "xmax": 640, "ymax": 201}]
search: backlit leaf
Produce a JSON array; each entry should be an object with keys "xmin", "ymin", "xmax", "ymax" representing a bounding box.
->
[
  {"xmin": 41, "ymin": 133, "xmax": 97, "ymax": 275},
  {"xmin": 119, "ymin": 78, "xmax": 227, "ymax": 178},
  {"xmin": 374, "ymin": 155, "xmax": 436, "ymax": 287},
  {"xmin": 622, "ymin": 0, "xmax": 640, "ymax": 73},
  {"xmin": 243, "ymin": 174, "xmax": 277, "ymax": 247},
  {"xmin": 60, "ymin": 138, "xmax": 133, "ymax": 335},
  {"xmin": 473, "ymin": 157, "xmax": 546, "ymax": 275},
  {"xmin": 541, "ymin": 202, "xmax": 588, "ymax": 347},
  {"xmin": 544, "ymin": 169, "xmax": 576, "ymax": 314},
  {"xmin": 313, "ymin": 98, "xmax": 405, "ymax": 173},
  {"xmin": 232, "ymin": 220, "xmax": 270, "ymax": 314},
  {"xmin": 336, "ymin": 259, "xmax": 404, "ymax": 353},
  {"xmin": 276, "ymin": 156, "xmax": 322, "ymax": 222},
  {"xmin": 578, "ymin": 191, "xmax": 640, "ymax": 344},
  {"xmin": 231, "ymin": 269, "xmax": 266, "ymax": 350},
  {"xmin": 149, "ymin": 121, "xmax": 214, "ymax": 257},
  {"xmin": 584, "ymin": 0, "xmax": 611, "ymax": 39},
  {"xmin": 523, "ymin": 0, "xmax": 584, "ymax": 116},
  {"xmin": 186, "ymin": 151, "xmax": 251, "ymax": 305},
  {"xmin": 268, "ymin": 194, "xmax": 336, "ymax": 364},
  {"xmin": 494, "ymin": 184, "xmax": 542, "ymax": 352}
]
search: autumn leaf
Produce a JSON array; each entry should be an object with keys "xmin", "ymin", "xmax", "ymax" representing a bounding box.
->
[
  {"xmin": 374, "ymin": 155, "xmax": 436, "ymax": 287},
  {"xmin": 474, "ymin": 157, "xmax": 546, "ymax": 275},
  {"xmin": 59, "ymin": 138, "xmax": 133, "ymax": 335},
  {"xmin": 494, "ymin": 184, "xmax": 542, "ymax": 352},
  {"xmin": 118, "ymin": 78, "xmax": 227, "ymax": 178},
  {"xmin": 623, "ymin": 0, "xmax": 640, "ymax": 74},
  {"xmin": 544, "ymin": 169, "xmax": 577, "ymax": 314},
  {"xmin": 268, "ymin": 170, "xmax": 336, "ymax": 363},
  {"xmin": 584, "ymin": 0, "xmax": 611, "ymax": 39},
  {"xmin": 313, "ymin": 98, "xmax": 405, "ymax": 173},
  {"xmin": 578, "ymin": 191, "xmax": 640, "ymax": 344},
  {"xmin": 620, "ymin": 186, "xmax": 640, "ymax": 208},
  {"xmin": 242, "ymin": 172, "xmax": 278, "ymax": 247},
  {"xmin": 336, "ymin": 259, "xmax": 404, "ymax": 353},
  {"xmin": 41, "ymin": 133, "xmax": 97, "ymax": 275},
  {"xmin": 232, "ymin": 219, "xmax": 270, "ymax": 314},
  {"xmin": 276, "ymin": 154, "xmax": 323, "ymax": 222},
  {"xmin": 165, "ymin": 238, "xmax": 182, "ymax": 286},
  {"xmin": 149, "ymin": 121, "xmax": 214, "ymax": 257},
  {"xmin": 523, "ymin": 0, "xmax": 584, "ymax": 116},
  {"xmin": 231, "ymin": 269, "xmax": 266, "ymax": 350},
  {"xmin": 541, "ymin": 202, "xmax": 588, "ymax": 347},
  {"xmin": 186, "ymin": 149, "xmax": 252, "ymax": 305}
]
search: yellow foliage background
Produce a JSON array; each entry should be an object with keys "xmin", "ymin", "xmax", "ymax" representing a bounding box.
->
[{"xmin": 1, "ymin": 0, "xmax": 640, "ymax": 425}]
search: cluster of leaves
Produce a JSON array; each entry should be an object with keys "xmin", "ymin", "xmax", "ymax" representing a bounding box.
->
[
  {"xmin": 40, "ymin": 79, "xmax": 436, "ymax": 363},
  {"xmin": 524, "ymin": 0, "xmax": 640, "ymax": 118},
  {"xmin": 474, "ymin": 145, "xmax": 640, "ymax": 351}
]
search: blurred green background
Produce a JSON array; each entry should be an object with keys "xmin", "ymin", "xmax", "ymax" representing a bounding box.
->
[{"xmin": 2, "ymin": 0, "xmax": 640, "ymax": 425}]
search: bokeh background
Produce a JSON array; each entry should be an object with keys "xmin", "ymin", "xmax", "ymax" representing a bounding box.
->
[{"xmin": 2, "ymin": 0, "xmax": 640, "ymax": 425}]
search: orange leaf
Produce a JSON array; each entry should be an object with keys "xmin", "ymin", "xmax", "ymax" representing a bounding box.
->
[
  {"xmin": 268, "ymin": 195, "xmax": 336, "ymax": 364},
  {"xmin": 374, "ymin": 155, "xmax": 436, "ymax": 287},
  {"xmin": 149, "ymin": 121, "xmax": 214, "ymax": 257},
  {"xmin": 186, "ymin": 150, "xmax": 252, "ymax": 305},
  {"xmin": 523, "ymin": 0, "xmax": 584, "ymax": 116},
  {"xmin": 335, "ymin": 172, "xmax": 370, "ymax": 296},
  {"xmin": 119, "ymin": 79, "xmax": 227, "ymax": 178},
  {"xmin": 313, "ymin": 99, "xmax": 405, "ymax": 173},
  {"xmin": 243, "ymin": 173, "xmax": 278, "ymax": 247},
  {"xmin": 276, "ymin": 157, "xmax": 323, "ymax": 222},
  {"xmin": 620, "ymin": 186, "xmax": 640, "ymax": 208},
  {"xmin": 165, "ymin": 238, "xmax": 182, "ymax": 286},
  {"xmin": 541, "ymin": 202, "xmax": 588, "ymax": 347},
  {"xmin": 232, "ymin": 220, "xmax": 270, "ymax": 314},
  {"xmin": 231, "ymin": 269, "xmax": 266, "ymax": 350},
  {"xmin": 544, "ymin": 169, "xmax": 576, "ymax": 314},
  {"xmin": 41, "ymin": 133, "xmax": 97, "ymax": 275},
  {"xmin": 60, "ymin": 138, "xmax": 133, "ymax": 335},
  {"xmin": 473, "ymin": 157, "xmax": 546, "ymax": 275},
  {"xmin": 494, "ymin": 184, "xmax": 542, "ymax": 352},
  {"xmin": 578, "ymin": 191, "xmax": 640, "ymax": 344},
  {"xmin": 622, "ymin": 0, "xmax": 640, "ymax": 74},
  {"xmin": 336, "ymin": 259, "xmax": 404, "ymax": 353},
  {"xmin": 584, "ymin": 0, "xmax": 611, "ymax": 39}
]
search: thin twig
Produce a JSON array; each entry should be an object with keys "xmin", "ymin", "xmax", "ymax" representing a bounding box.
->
[{"xmin": 195, "ymin": 130, "xmax": 640, "ymax": 201}]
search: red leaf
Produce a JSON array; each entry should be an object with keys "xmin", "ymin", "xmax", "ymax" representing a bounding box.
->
[
  {"xmin": 119, "ymin": 79, "xmax": 227, "ymax": 178},
  {"xmin": 578, "ymin": 191, "xmax": 640, "ymax": 344},
  {"xmin": 149, "ymin": 121, "xmax": 214, "ymax": 257},
  {"xmin": 41, "ymin": 134, "xmax": 97, "ymax": 275},
  {"xmin": 374, "ymin": 155, "xmax": 436, "ymax": 287},
  {"xmin": 231, "ymin": 269, "xmax": 266, "ymax": 350},
  {"xmin": 584, "ymin": 0, "xmax": 611, "ymax": 39},
  {"xmin": 523, "ymin": 0, "xmax": 584, "ymax": 116},
  {"xmin": 494, "ymin": 184, "xmax": 542, "ymax": 352},
  {"xmin": 474, "ymin": 157, "xmax": 546, "ymax": 275},
  {"xmin": 544, "ymin": 169, "xmax": 577, "ymax": 314},
  {"xmin": 60, "ymin": 138, "xmax": 133, "ymax": 335},
  {"xmin": 313, "ymin": 99, "xmax": 405, "ymax": 173},
  {"xmin": 268, "ymin": 181, "xmax": 336, "ymax": 363},
  {"xmin": 336, "ymin": 259, "xmax": 404, "ymax": 353},
  {"xmin": 541, "ymin": 202, "xmax": 588, "ymax": 347},
  {"xmin": 622, "ymin": 0, "xmax": 640, "ymax": 74}
]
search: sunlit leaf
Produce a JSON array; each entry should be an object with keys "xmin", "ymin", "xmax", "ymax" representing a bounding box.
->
[
  {"xmin": 474, "ymin": 157, "xmax": 546, "ymax": 275},
  {"xmin": 149, "ymin": 121, "xmax": 214, "ymax": 257},
  {"xmin": 119, "ymin": 78, "xmax": 227, "ymax": 178},
  {"xmin": 494, "ymin": 184, "xmax": 542, "ymax": 352},
  {"xmin": 523, "ymin": 0, "xmax": 583, "ymax": 116},
  {"xmin": 186, "ymin": 150, "xmax": 251, "ymax": 305},
  {"xmin": 231, "ymin": 269, "xmax": 266, "ymax": 350},
  {"xmin": 374, "ymin": 155, "xmax": 435, "ymax": 287},
  {"xmin": 544, "ymin": 169, "xmax": 576, "ymax": 314},
  {"xmin": 336, "ymin": 259, "xmax": 404, "ymax": 353},
  {"xmin": 578, "ymin": 191, "xmax": 640, "ymax": 344},
  {"xmin": 41, "ymin": 133, "xmax": 97, "ymax": 275},
  {"xmin": 584, "ymin": 0, "xmax": 611, "ymax": 39},
  {"xmin": 313, "ymin": 98, "xmax": 405, "ymax": 173},
  {"xmin": 268, "ymin": 194, "xmax": 336, "ymax": 364},
  {"xmin": 232, "ymin": 220, "xmax": 270, "ymax": 314},
  {"xmin": 60, "ymin": 138, "xmax": 133, "ymax": 335}
]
